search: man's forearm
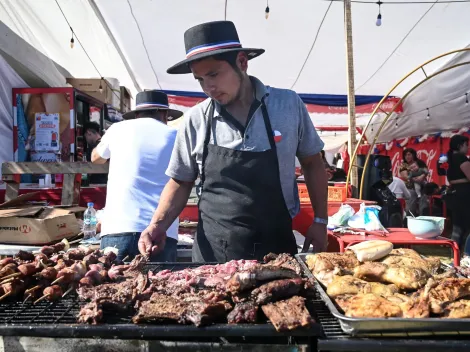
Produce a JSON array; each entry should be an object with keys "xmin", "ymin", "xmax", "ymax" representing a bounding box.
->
[
  {"xmin": 300, "ymin": 154, "xmax": 328, "ymax": 219},
  {"xmin": 150, "ymin": 178, "xmax": 194, "ymax": 231}
]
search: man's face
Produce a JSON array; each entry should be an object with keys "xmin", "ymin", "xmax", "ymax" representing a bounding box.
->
[
  {"xmin": 85, "ymin": 130, "xmax": 99, "ymax": 146},
  {"xmin": 190, "ymin": 53, "xmax": 248, "ymax": 106}
]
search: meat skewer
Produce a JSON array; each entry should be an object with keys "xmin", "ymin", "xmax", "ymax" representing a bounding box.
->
[
  {"xmin": 34, "ymin": 285, "xmax": 63, "ymax": 304},
  {"xmin": 0, "ymin": 279, "xmax": 26, "ymax": 302},
  {"xmin": 51, "ymin": 261, "xmax": 87, "ymax": 285}
]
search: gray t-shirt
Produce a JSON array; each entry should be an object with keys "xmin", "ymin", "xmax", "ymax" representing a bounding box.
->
[{"xmin": 166, "ymin": 76, "xmax": 324, "ymax": 218}]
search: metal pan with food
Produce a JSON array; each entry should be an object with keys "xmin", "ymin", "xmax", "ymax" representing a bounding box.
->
[{"xmin": 296, "ymin": 241, "xmax": 470, "ymax": 337}]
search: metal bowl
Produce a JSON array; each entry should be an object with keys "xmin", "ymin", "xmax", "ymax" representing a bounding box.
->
[{"xmin": 406, "ymin": 216, "xmax": 445, "ymax": 239}]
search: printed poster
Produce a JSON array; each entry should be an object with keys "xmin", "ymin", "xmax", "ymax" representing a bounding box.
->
[{"xmin": 35, "ymin": 113, "xmax": 60, "ymax": 152}]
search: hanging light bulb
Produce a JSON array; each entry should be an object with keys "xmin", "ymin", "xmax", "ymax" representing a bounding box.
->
[
  {"xmin": 466, "ymin": 93, "xmax": 468, "ymax": 105},
  {"xmin": 70, "ymin": 29, "xmax": 74, "ymax": 49},
  {"xmin": 99, "ymin": 77, "xmax": 103, "ymax": 94},
  {"xmin": 426, "ymin": 108, "xmax": 430, "ymax": 120},
  {"xmin": 376, "ymin": 1, "xmax": 383, "ymax": 26},
  {"xmin": 265, "ymin": 2, "xmax": 270, "ymax": 19}
]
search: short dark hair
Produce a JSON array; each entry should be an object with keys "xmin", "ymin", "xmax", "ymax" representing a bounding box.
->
[
  {"xmin": 84, "ymin": 122, "xmax": 100, "ymax": 134},
  {"xmin": 447, "ymin": 134, "xmax": 469, "ymax": 161}
]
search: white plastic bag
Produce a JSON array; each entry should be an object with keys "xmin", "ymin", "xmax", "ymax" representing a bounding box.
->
[
  {"xmin": 347, "ymin": 203, "xmax": 366, "ymax": 229},
  {"xmin": 328, "ymin": 204, "xmax": 355, "ymax": 227},
  {"xmin": 364, "ymin": 206, "xmax": 387, "ymax": 232}
]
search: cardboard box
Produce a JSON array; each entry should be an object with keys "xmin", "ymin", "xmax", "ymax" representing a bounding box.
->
[
  {"xmin": 0, "ymin": 204, "xmax": 84, "ymax": 245},
  {"xmin": 66, "ymin": 78, "xmax": 113, "ymax": 106},
  {"xmin": 120, "ymin": 86, "xmax": 132, "ymax": 113}
]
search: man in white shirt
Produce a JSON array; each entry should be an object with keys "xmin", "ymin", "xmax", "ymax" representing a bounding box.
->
[
  {"xmin": 388, "ymin": 176, "xmax": 411, "ymax": 200},
  {"xmin": 91, "ymin": 91, "xmax": 183, "ymax": 262}
]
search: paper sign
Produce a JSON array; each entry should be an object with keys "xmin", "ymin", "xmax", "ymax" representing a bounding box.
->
[{"xmin": 35, "ymin": 113, "xmax": 60, "ymax": 152}]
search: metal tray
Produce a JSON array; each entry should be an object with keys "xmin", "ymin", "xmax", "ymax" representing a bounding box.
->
[
  {"xmin": 0, "ymin": 261, "xmax": 325, "ymax": 340},
  {"xmin": 296, "ymin": 253, "xmax": 470, "ymax": 337}
]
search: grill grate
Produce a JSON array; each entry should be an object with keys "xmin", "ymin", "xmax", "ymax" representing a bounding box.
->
[{"xmin": 0, "ymin": 261, "xmax": 343, "ymax": 339}]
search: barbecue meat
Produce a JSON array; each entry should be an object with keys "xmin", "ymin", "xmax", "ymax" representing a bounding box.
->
[
  {"xmin": 226, "ymin": 265, "xmax": 299, "ymax": 293},
  {"xmin": 15, "ymin": 250, "xmax": 35, "ymax": 262},
  {"xmin": 263, "ymin": 253, "xmax": 302, "ymax": 275},
  {"xmin": 132, "ymin": 293, "xmax": 226, "ymax": 326},
  {"xmin": 428, "ymin": 278, "xmax": 470, "ymax": 314},
  {"xmin": 78, "ymin": 302, "xmax": 103, "ymax": 324},
  {"xmin": 250, "ymin": 278, "xmax": 304, "ymax": 305},
  {"xmin": 343, "ymin": 293, "xmax": 403, "ymax": 318},
  {"xmin": 227, "ymin": 302, "xmax": 259, "ymax": 324},
  {"xmin": 306, "ymin": 252, "xmax": 359, "ymax": 274},
  {"xmin": 381, "ymin": 252, "xmax": 441, "ymax": 275},
  {"xmin": 327, "ymin": 275, "xmax": 399, "ymax": 298},
  {"xmin": 353, "ymin": 262, "xmax": 429, "ymax": 290},
  {"xmin": 261, "ymin": 296, "xmax": 314, "ymax": 332},
  {"xmin": 78, "ymin": 272, "xmax": 148, "ymax": 308},
  {"xmin": 37, "ymin": 267, "xmax": 57, "ymax": 281},
  {"xmin": 443, "ymin": 300, "xmax": 470, "ymax": 318}
]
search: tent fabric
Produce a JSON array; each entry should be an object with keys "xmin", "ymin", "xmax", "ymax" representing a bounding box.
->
[
  {"xmin": 0, "ymin": 53, "xmax": 28, "ymax": 178},
  {"xmin": 1, "ymin": 0, "xmax": 470, "ymax": 139},
  {"xmin": 367, "ymin": 46, "xmax": 470, "ymax": 143}
]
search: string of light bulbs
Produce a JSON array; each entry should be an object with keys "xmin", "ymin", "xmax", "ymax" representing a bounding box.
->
[
  {"xmin": 368, "ymin": 91, "xmax": 470, "ymax": 132},
  {"xmin": 55, "ymin": 0, "xmax": 129, "ymax": 110}
]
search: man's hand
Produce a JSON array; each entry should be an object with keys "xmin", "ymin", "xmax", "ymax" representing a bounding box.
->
[
  {"xmin": 302, "ymin": 223, "xmax": 327, "ymax": 253},
  {"xmin": 138, "ymin": 223, "xmax": 167, "ymax": 257}
]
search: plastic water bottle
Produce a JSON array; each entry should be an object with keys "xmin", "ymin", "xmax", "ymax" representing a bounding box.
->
[{"xmin": 83, "ymin": 202, "xmax": 98, "ymax": 240}]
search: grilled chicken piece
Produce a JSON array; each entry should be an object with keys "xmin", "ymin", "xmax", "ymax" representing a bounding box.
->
[
  {"xmin": 389, "ymin": 248, "xmax": 422, "ymax": 258},
  {"xmin": 343, "ymin": 293, "xmax": 403, "ymax": 318},
  {"xmin": 381, "ymin": 253, "xmax": 441, "ymax": 275},
  {"xmin": 443, "ymin": 300, "xmax": 470, "ymax": 318},
  {"xmin": 428, "ymin": 278, "xmax": 470, "ymax": 314},
  {"xmin": 226, "ymin": 265, "xmax": 299, "ymax": 293},
  {"xmin": 353, "ymin": 262, "xmax": 429, "ymax": 290},
  {"xmin": 306, "ymin": 252, "xmax": 359, "ymax": 274},
  {"xmin": 327, "ymin": 275, "xmax": 398, "ymax": 298}
]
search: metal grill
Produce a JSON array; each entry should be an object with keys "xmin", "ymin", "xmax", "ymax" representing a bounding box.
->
[{"xmin": 0, "ymin": 262, "xmax": 344, "ymax": 340}]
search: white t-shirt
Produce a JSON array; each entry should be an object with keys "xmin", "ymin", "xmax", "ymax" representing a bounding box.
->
[
  {"xmin": 96, "ymin": 118, "xmax": 179, "ymax": 239},
  {"xmin": 387, "ymin": 177, "xmax": 411, "ymax": 200}
]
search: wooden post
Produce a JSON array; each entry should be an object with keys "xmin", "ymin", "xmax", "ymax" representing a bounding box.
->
[{"xmin": 344, "ymin": 0, "xmax": 358, "ymax": 189}]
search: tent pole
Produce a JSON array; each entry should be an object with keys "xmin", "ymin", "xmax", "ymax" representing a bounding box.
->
[{"xmin": 344, "ymin": 0, "xmax": 358, "ymax": 190}]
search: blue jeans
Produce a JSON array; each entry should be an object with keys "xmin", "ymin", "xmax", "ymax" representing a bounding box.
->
[{"xmin": 100, "ymin": 233, "xmax": 177, "ymax": 262}]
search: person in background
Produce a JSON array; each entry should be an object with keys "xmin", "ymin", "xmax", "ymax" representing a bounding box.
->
[
  {"xmin": 387, "ymin": 176, "xmax": 411, "ymax": 201},
  {"xmin": 139, "ymin": 21, "xmax": 328, "ymax": 262},
  {"xmin": 445, "ymin": 135, "xmax": 470, "ymax": 256},
  {"xmin": 332, "ymin": 153, "xmax": 342, "ymax": 168},
  {"xmin": 321, "ymin": 150, "xmax": 333, "ymax": 179},
  {"xmin": 399, "ymin": 148, "xmax": 428, "ymax": 215},
  {"xmin": 340, "ymin": 142, "xmax": 350, "ymax": 176},
  {"xmin": 83, "ymin": 122, "xmax": 108, "ymax": 185},
  {"xmin": 91, "ymin": 90, "xmax": 183, "ymax": 262}
]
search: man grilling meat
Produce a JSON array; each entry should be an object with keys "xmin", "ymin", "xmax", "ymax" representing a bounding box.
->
[
  {"xmin": 139, "ymin": 21, "xmax": 328, "ymax": 262},
  {"xmin": 91, "ymin": 91, "xmax": 182, "ymax": 262}
]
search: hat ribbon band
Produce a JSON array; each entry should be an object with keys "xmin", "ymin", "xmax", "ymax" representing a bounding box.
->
[
  {"xmin": 136, "ymin": 103, "xmax": 169, "ymax": 109},
  {"xmin": 186, "ymin": 41, "xmax": 242, "ymax": 58}
]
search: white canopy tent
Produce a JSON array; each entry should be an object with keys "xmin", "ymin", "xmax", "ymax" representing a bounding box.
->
[{"xmin": 1, "ymin": 0, "xmax": 470, "ymax": 140}]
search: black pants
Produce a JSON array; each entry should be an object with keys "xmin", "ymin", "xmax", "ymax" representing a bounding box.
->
[{"xmin": 447, "ymin": 184, "xmax": 470, "ymax": 256}]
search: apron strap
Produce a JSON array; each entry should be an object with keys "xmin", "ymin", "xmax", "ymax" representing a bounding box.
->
[
  {"xmin": 260, "ymin": 98, "xmax": 276, "ymax": 151},
  {"xmin": 200, "ymin": 100, "xmax": 215, "ymax": 187}
]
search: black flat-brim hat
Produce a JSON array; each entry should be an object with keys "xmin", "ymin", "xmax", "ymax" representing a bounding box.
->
[
  {"xmin": 122, "ymin": 90, "xmax": 183, "ymax": 120},
  {"xmin": 167, "ymin": 21, "xmax": 265, "ymax": 75}
]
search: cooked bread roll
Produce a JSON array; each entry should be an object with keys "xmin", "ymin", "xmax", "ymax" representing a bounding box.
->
[{"xmin": 348, "ymin": 240, "xmax": 393, "ymax": 262}]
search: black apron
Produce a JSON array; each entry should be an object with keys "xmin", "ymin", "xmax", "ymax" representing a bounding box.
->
[{"xmin": 193, "ymin": 100, "xmax": 297, "ymax": 262}]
